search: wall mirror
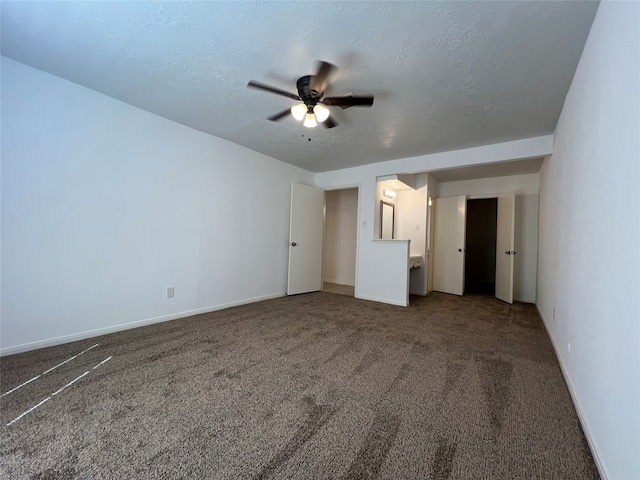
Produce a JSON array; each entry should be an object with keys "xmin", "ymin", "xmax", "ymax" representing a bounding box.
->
[{"xmin": 380, "ymin": 201, "xmax": 395, "ymax": 239}]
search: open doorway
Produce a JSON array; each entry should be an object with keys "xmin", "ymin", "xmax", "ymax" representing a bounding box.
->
[
  {"xmin": 322, "ymin": 188, "xmax": 358, "ymax": 296},
  {"xmin": 465, "ymin": 198, "xmax": 497, "ymax": 295}
]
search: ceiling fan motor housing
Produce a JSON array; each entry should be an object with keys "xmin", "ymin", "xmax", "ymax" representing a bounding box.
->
[{"xmin": 297, "ymin": 76, "xmax": 322, "ymax": 107}]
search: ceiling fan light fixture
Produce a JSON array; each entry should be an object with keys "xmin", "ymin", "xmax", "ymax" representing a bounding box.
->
[
  {"xmin": 313, "ymin": 104, "xmax": 330, "ymax": 123},
  {"xmin": 303, "ymin": 112, "xmax": 318, "ymax": 128},
  {"xmin": 291, "ymin": 103, "xmax": 307, "ymax": 121},
  {"xmin": 248, "ymin": 60, "xmax": 372, "ymax": 130}
]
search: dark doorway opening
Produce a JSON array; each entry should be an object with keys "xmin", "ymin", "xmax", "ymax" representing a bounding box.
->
[{"xmin": 465, "ymin": 198, "xmax": 497, "ymax": 295}]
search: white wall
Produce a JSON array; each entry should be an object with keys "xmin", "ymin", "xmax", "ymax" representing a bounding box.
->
[
  {"xmin": 0, "ymin": 57, "xmax": 314, "ymax": 354},
  {"xmin": 396, "ymin": 174, "xmax": 428, "ymax": 295},
  {"xmin": 397, "ymin": 175, "xmax": 428, "ymax": 258},
  {"xmin": 439, "ymin": 173, "xmax": 539, "ymax": 303},
  {"xmin": 322, "ymin": 188, "xmax": 357, "ymax": 286},
  {"xmin": 315, "ymin": 137, "xmax": 552, "ymax": 307},
  {"xmin": 361, "ymin": 240, "xmax": 410, "ymax": 307},
  {"xmin": 537, "ymin": 2, "xmax": 640, "ymax": 479}
]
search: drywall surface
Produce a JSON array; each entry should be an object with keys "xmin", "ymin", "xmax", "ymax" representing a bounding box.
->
[
  {"xmin": 362, "ymin": 240, "xmax": 410, "ymax": 307},
  {"xmin": 1, "ymin": 57, "xmax": 313, "ymax": 354},
  {"xmin": 397, "ymin": 181, "xmax": 428, "ymax": 258},
  {"xmin": 439, "ymin": 173, "xmax": 539, "ymax": 303},
  {"xmin": 316, "ymin": 137, "xmax": 552, "ymax": 306},
  {"xmin": 396, "ymin": 174, "xmax": 428, "ymax": 295},
  {"xmin": 323, "ymin": 188, "xmax": 358, "ymax": 286},
  {"xmin": 537, "ymin": 2, "xmax": 640, "ymax": 479}
]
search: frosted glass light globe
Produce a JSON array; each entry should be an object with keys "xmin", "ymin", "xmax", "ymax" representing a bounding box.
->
[
  {"xmin": 290, "ymin": 103, "xmax": 307, "ymax": 121},
  {"xmin": 313, "ymin": 104, "xmax": 330, "ymax": 123},
  {"xmin": 303, "ymin": 113, "xmax": 318, "ymax": 128}
]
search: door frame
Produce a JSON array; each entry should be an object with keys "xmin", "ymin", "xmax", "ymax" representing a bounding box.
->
[
  {"xmin": 431, "ymin": 193, "xmax": 517, "ymax": 302},
  {"xmin": 427, "ymin": 195, "xmax": 436, "ymax": 292},
  {"xmin": 322, "ymin": 184, "xmax": 361, "ymax": 295},
  {"xmin": 464, "ymin": 193, "xmax": 516, "ymax": 303}
]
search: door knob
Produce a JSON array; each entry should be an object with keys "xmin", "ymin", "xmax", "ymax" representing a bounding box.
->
[
  {"xmin": 458, "ymin": 248, "xmax": 463, "ymax": 252},
  {"xmin": 505, "ymin": 250, "xmax": 516, "ymax": 255},
  {"xmin": 291, "ymin": 242, "xmax": 297, "ymax": 247}
]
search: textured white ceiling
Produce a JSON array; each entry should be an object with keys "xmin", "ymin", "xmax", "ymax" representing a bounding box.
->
[{"xmin": 1, "ymin": 1, "xmax": 599, "ymax": 173}]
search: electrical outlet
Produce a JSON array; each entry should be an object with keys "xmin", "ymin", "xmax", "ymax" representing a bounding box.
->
[
  {"xmin": 167, "ymin": 286, "xmax": 174, "ymax": 298},
  {"xmin": 362, "ymin": 220, "xmax": 368, "ymax": 228},
  {"xmin": 415, "ymin": 224, "xmax": 420, "ymax": 231}
]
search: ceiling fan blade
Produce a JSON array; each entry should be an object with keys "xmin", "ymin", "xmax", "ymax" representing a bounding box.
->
[
  {"xmin": 247, "ymin": 81, "xmax": 301, "ymax": 101},
  {"xmin": 310, "ymin": 61, "xmax": 336, "ymax": 94},
  {"xmin": 322, "ymin": 116, "xmax": 338, "ymax": 129},
  {"xmin": 323, "ymin": 96, "xmax": 374, "ymax": 109},
  {"xmin": 267, "ymin": 108, "xmax": 292, "ymax": 121}
]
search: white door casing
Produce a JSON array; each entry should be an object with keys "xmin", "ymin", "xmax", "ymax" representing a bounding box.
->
[
  {"xmin": 287, "ymin": 183, "xmax": 324, "ymax": 295},
  {"xmin": 426, "ymin": 196, "xmax": 435, "ymax": 292},
  {"xmin": 495, "ymin": 192, "xmax": 516, "ymax": 304},
  {"xmin": 433, "ymin": 195, "xmax": 466, "ymax": 296}
]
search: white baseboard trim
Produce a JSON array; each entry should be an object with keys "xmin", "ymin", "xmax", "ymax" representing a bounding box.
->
[
  {"xmin": 1, "ymin": 292, "xmax": 286, "ymax": 357},
  {"xmin": 514, "ymin": 296, "xmax": 535, "ymax": 304},
  {"xmin": 322, "ymin": 278, "xmax": 355, "ymax": 287},
  {"xmin": 535, "ymin": 304, "xmax": 608, "ymax": 480},
  {"xmin": 356, "ymin": 293, "xmax": 408, "ymax": 307}
]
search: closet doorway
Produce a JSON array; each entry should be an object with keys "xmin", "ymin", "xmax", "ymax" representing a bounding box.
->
[
  {"xmin": 465, "ymin": 198, "xmax": 498, "ymax": 295},
  {"xmin": 433, "ymin": 193, "xmax": 515, "ymax": 303},
  {"xmin": 322, "ymin": 188, "xmax": 358, "ymax": 297}
]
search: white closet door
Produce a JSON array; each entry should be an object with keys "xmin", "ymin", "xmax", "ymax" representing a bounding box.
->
[
  {"xmin": 287, "ymin": 183, "xmax": 324, "ymax": 295},
  {"xmin": 495, "ymin": 192, "xmax": 516, "ymax": 304},
  {"xmin": 433, "ymin": 195, "xmax": 466, "ymax": 296}
]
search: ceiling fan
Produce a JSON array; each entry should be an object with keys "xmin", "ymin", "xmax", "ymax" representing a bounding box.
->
[{"xmin": 247, "ymin": 61, "xmax": 374, "ymax": 129}]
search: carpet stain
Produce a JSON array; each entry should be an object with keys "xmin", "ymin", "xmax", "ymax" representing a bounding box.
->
[
  {"xmin": 477, "ymin": 356, "xmax": 513, "ymax": 440},
  {"xmin": 324, "ymin": 328, "xmax": 367, "ymax": 364},
  {"xmin": 268, "ymin": 323, "xmax": 309, "ymax": 342},
  {"xmin": 352, "ymin": 346, "xmax": 384, "ymax": 376},
  {"xmin": 385, "ymin": 363, "xmax": 412, "ymax": 393},
  {"xmin": 394, "ymin": 363, "xmax": 412, "ymax": 383},
  {"xmin": 214, "ymin": 368, "xmax": 240, "ymax": 379},
  {"xmin": 411, "ymin": 341, "xmax": 432, "ymax": 356},
  {"xmin": 110, "ymin": 404, "xmax": 135, "ymax": 421},
  {"xmin": 431, "ymin": 436, "xmax": 457, "ymax": 479},
  {"xmin": 34, "ymin": 466, "xmax": 76, "ymax": 480},
  {"xmin": 145, "ymin": 343, "xmax": 192, "ymax": 363},
  {"xmin": 342, "ymin": 412, "xmax": 400, "ymax": 480},
  {"xmin": 253, "ymin": 396, "xmax": 338, "ymax": 479},
  {"xmin": 442, "ymin": 361, "xmax": 465, "ymax": 399},
  {"xmin": 282, "ymin": 334, "xmax": 322, "ymax": 355},
  {"xmin": 213, "ymin": 362, "xmax": 257, "ymax": 380},
  {"xmin": 34, "ymin": 453, "xmax": 78, "ymax": 480}
]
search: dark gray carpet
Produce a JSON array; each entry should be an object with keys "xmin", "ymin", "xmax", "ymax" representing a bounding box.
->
[{"xmin": 0, "ymin": 292, "xmax": 599, "ymax": 479}]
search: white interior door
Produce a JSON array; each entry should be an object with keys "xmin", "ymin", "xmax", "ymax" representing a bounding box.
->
[
  {"xmin": 433, "ymin": 195, "xmax": 466, "ymax": 295},
  {"xmin": 495, "ymin": 192, "xmax": 515, "ymax": 303},
  {"xmin": 287, "ymin": 183, "xmax": 324, "ymax": 295}
]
